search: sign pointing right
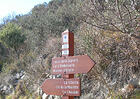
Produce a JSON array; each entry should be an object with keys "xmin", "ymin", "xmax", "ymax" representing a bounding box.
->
[{"xmin": 51, "ymin": 55, "xmax": 95, "ymax": 74}]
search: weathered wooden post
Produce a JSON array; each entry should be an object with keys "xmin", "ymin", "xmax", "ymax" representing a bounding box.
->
[{"xmin": 61, "ymin": 30, "xmax": 74, "ymax": 99}]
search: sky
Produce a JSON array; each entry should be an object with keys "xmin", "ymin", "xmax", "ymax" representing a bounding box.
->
[{"xmin": 0, "ymin": 0, "xmax": 51, "ymax": 23}]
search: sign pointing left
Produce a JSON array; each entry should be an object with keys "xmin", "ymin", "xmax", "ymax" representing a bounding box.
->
[{"xmin": 41, "ymin": 78, "xmax": 80, "ymax": 96}]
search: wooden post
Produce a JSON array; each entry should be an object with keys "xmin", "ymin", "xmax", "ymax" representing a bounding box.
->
[
  {"xmin": 62, "ymin": 29, "xmax": 74, "ymax": 99},
  {"xmin": 62, "ymin": 96, "xmax": 74, "ymax": 99}
]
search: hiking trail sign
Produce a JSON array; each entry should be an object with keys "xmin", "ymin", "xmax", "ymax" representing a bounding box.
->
[
  {"xmin": 41, "ymin": 29, "xmax": 95, "ymax": 99},
  {"xmin": 51, "ymin": 55, "xmax": 95, "ymax": 74},
  {"xmin": 41, "ymin": 78, "xmax": 80, "ymax": 96}
]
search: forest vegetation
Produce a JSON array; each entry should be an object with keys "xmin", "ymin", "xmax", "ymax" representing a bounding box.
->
[{"xmin": 0, "ymin": 0, "xmax": 140, "ymax": 99}]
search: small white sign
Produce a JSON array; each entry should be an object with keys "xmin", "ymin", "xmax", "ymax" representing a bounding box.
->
[
  {"xmin": 63, "ymin": 34, "xmax": 68, "ymax": 43},
  {"xmin": 62, "ymin": 44, "xmax": 69, "ymax": 49},
  {"xmin": 62, "ymin": 50, "xmax": 69, "ymax": 55}
]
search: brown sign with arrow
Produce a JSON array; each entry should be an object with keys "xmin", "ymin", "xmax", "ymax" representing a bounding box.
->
[
  {"xmin": 51, "ymin": 55, "xmax": 95, "ymax": 74},
  {"xmin": 41, "ymin": 78, "xmax": 80, "ymax": 96},
  {"xmin": 41, "ymin": 30, "xmax": 96, "ymax": 99}
]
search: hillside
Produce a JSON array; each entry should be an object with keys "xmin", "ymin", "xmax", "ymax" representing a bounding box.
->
[{"xmin": 0, "ymin": 0, "xmax": 140, "ymax": 99}]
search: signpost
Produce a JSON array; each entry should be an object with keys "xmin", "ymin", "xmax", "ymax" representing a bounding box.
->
[
  {"xmin": 41, "ymin": 29, "xmax": 95, "ymax": 99},
  {"xmin": 61, "ymin": 30, "xmax": 75, "ymax": 99},
  {"xmin": 41, "ymin": 78, "xmax": 80, "ymax": 96}
]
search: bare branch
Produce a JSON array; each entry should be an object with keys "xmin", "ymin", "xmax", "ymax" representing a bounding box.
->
[
  {"xmin": 116, "ymin": 0, "xmax": 126, "ymax": 33},
  {"xmin": 123, "ymin": 3, "xmax": 133, "ymax": 28},
  {"xmin": 84, "ymin": 19, "xmax": 119, "ymax": 32},
  {"xmin": 110, "ymin": 23, "xmax": 125, "ymax": 33}
]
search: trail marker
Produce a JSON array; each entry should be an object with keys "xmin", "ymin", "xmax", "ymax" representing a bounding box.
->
[
  {"xmin": 41, "ymin": 78, "xmax": 80, "ymax": 96},
  {"xmin": 62, "ymin": 29, "xmax": 74, "ymax": 56},
  {"xmin": 41, "ymin": 29, "xmax": 95, "ymax": 99},
  {"xmin": 51, "ymin": 55, "xmax": 95, "ymax": 74}
]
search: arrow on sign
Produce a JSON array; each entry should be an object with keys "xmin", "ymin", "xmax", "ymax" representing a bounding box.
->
[
  {"xmin": 41, "ymin": 78, "xmax": 80, "ymax": 96},
  {"xmin": 51, "ymin": 55, "xmax": 95, "ymax": 74}
]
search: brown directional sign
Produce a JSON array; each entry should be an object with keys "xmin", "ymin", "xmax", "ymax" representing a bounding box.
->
[
  {"xmin": 51, "ymin": 55, "xmax": 95, "ymax": 74},
  {"xmin": 41, "ymin": 78, "xmax": 80, "ymax": 96}
]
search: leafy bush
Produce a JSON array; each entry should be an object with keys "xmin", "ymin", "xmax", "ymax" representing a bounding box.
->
[
  {"xmin": 1, "ymin": 62, "xmax": 18, "ymax": 74},
  {"xmin": 0, "ymin": 23, "xmax": 26, "ymax": 58}
]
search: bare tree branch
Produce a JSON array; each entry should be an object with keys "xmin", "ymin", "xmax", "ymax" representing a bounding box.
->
[{"xmin": 116, "ymin": 0, "xmax": 126, "ymax": 33}]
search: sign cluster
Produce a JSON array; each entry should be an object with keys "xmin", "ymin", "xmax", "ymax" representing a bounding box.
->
[{"xmin": 41, "ymin": 30, "xmax": 95, "ymax": 99}]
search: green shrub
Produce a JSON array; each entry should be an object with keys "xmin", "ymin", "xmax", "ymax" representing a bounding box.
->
[{"xmin": 2, "ymin": 62, "xmax": 18, "ymax": 74}]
